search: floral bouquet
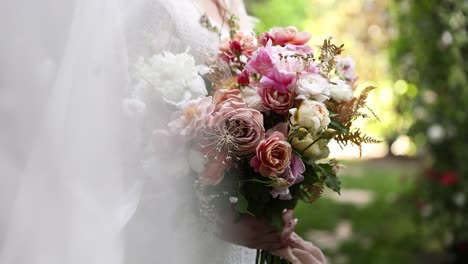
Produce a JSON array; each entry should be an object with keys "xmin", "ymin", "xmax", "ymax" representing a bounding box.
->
[{"xmin": 127, "ymin": 21, "xmax": 378, "ymax": 264}]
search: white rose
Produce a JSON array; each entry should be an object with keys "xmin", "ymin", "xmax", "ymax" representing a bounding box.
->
[
  {"xmin": 291, "ymin": 133, "xmax": 330, "ymax": 161},
  {"xmin": 134, "ymin": 51, "xmax": 208, "ymax": 107},
  {"xmin": 289, "ymin": 100, "xmax": 330, "ymax": 134},
  {"xmin": 330, "ymin": 79, "xmax": 353, "ymax": 102},
  {"xmin": 296, "ymin": 74, "xmax": 330, "ymax": 102}
]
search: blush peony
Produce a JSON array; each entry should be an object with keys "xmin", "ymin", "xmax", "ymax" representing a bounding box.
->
[{"xmin": 168, "ymin": 96, "xmax": 214, "ymax": 136}]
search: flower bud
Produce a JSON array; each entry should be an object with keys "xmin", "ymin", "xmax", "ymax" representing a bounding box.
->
[
  {"xmin": 237, "ymin": 70, "xmax": 250, "ymax": 86},
  {"xmin": 291, "ymin": 134, "xmax": 330, "ymax": 161},
  {"xmin": 268, "ymin": 177, "xmax": 290, "ymax": 188}
]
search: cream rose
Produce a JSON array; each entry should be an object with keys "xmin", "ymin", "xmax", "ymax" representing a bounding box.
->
[{"xmin": 289, "ymin": 100, "xmax": 330, "ymax": 134}]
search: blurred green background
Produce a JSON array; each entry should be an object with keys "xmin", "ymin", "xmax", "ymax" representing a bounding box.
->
[{"xmin": 244, "ymin": 0, "xmax": 468, "ymax": 263}]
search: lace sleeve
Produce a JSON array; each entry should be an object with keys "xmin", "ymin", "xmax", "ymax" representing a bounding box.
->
[{"xmin": 123, "ymin": 0, "xmax": 185, "ymax": 62}]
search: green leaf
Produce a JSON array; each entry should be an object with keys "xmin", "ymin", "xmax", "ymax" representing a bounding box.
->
[
  {"xmin": 329, "ymin": 120, "xmax": 349, "ymax": 134},
  {"xmin": 319, "ymin": 164, "xmax": 341, "ymax": 194},
  {"xmin": 324, "ymin": 173, "xmax": 341, "ymax": 194},
  {"xmin": 235, "ymin": 193, "xmax": 254, "ymax": 216},
  {"xmin": 302, "ymin": 162, "xmax": 321, "ymax": 185}
]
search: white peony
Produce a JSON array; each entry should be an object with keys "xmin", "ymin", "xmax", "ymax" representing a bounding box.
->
[
  {"xmin": 134, "ymin": 51, "xmax": 208, "ymax": 107},
  {"xmin": 289, "ymin": 100, "xmax": 330, "ymax": 134},
  {"xmin": 296, "ymin": 73, "xmax": 330, "ymax": 102},
  {"xmin": 330, "ymin": 79, "xmax": 353, "ymax": 102}
]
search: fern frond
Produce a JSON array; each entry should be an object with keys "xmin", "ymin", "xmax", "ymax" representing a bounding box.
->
[
  {"xmin": 303, "ymin": 182, "xmax": 325, "ymax": 203},
  {"xmin": 334, "ymin": 128, "xmax": 381, "ymax": 156}
]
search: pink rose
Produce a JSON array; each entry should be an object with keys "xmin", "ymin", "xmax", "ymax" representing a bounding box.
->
[
  {"xmin": 261, "ymin": 27, "xmax": 311, "ymax": 46},
  {"xmin": 250, "ymin": 131, "xmax": 292, "ymax": 177},
  {"xmin": 258, "ymin": 84, "xmax": 293, "ymax": 114}
]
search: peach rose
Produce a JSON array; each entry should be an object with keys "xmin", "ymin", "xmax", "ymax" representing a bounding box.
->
[
  {"xmin": 259, "ymin": 26, "xmax": 311, "ymax": 46},
  {"xmin": 213, "ymin": 89, "xmax": 243, "ymax": 110},
  {"xmin": 250, "ymin": 131, "xmax": 292, "ymax": 177}
]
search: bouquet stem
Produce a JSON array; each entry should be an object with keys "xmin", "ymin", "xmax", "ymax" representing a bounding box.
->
[{"xmin": 255, "ymin": 250, "xmax": 290, "ymax": 264}]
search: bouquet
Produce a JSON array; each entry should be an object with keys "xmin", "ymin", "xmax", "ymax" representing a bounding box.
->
[{"xmin": 126, "ymin": 18, "xmax": 378, "ymax": 264}]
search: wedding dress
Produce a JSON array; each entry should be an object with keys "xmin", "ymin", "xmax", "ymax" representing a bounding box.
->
[{"xmin": 0, "ymin": 0, "xmax": 257, "ymax": 263}]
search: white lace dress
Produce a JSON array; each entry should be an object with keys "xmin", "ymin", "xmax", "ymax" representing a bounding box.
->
[{"xmin": 123, "ymin": 0, "xmax": 257, "ymax": 263}]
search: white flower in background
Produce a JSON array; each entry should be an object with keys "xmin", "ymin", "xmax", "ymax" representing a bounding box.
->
[
  {"xmin": 330, "ymin": 79, "xmax": 353, "ymax": 102},
  {"xmin": 290, "ymin": 100, "xmax": 330, "ymax": 134},
  {"xmin": 420, "ymin": 204, "xmax": 433, "ymax": 218},
  {"xmin": 296, "ymin": 73, "xmax": 330, "ymax": 102},
  {"xmin": 441, "ymin": 31, "xmax": 453, "ymax": 47},
  {"xmin": 453, "ymin": 193, "xmax": 466, "ymax": 208},
  {"xmin": 335, "ymin": 56, "xmax": 357, "ymax": 82},
  {"xmin": 427, "ymin": 123, "xmax": 445, "ymax": 143},
  {"xmin": 134, "ymin": 50, "xmax": 208, "ymax": 107}
]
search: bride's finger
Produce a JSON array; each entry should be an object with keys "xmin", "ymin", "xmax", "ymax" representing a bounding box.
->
[
  {"xmin": 282, "ymin": 209, "xmax": 294, "ymax": 226},
  {"xmin": 281, "ymin": 218, "xmax": 298, "ymax": 240}
]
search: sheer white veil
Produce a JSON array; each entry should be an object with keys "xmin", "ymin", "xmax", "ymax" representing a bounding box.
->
[{"xmin": 0, "ymin": 0, "xmax": 213, "ymax": 263}]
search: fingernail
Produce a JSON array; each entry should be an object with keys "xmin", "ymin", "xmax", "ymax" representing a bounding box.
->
[
  {"xmin": 293, "ymin": 218, "xmax": 298, "ymax": 225},
  {"xmin": 282, "ymin": 208, "xmax": 288, "ymax": 214}
]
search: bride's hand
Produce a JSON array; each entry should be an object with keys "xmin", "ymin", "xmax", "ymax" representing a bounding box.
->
[{"xmin": 219, "ymin": 209, "xmax": 298, "ymax": 251}]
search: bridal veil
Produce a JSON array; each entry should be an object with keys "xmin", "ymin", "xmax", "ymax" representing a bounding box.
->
[{"xmin": 0, "ymin": 0, "xmax": 251, "ymax": 263}]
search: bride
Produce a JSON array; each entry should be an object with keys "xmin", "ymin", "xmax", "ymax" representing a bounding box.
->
[{"xmin": 0, "ymin": 0, "xmax": 325, "ymax": 263}]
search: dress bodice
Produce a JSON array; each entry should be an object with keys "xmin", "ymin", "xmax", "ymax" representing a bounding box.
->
[{"xmin": 123, "ymin": 1, "xmax": 257, "ymax": 263}]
